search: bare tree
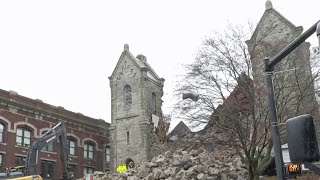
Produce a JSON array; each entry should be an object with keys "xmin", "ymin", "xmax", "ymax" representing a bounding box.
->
[
  {"xmin": 175, "ymin": 22, "xmax": 320, "ymax": 179},
  {"xmin": 155, "ymin": 114, "xmax": 171, "ymax": 144}
]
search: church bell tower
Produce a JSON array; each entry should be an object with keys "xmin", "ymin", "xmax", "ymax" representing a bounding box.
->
[{"xmin": 108, "ymin": 44, "xmax": 165, "ymax": 171}]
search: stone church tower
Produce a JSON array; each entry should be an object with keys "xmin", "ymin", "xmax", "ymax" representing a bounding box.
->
[
  {"xmin": 246, "ymin": 1, "xmax": 319, "ymax": 139},
  {"xmin": 108, "ymin": 44, "xmax": 165, "ymax": 171}
]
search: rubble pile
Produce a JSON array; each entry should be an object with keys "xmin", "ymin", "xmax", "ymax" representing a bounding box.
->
[{"xmin": 89, "ymin": 130, "xmax": 248, "ymax": 180}]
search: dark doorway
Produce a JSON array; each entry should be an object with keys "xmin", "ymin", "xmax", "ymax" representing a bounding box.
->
[{"xmin": 125, "ymin": 158, "xmax": 135, "ymax": 169}]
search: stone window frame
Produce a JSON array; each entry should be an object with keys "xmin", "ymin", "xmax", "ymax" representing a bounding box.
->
[
  {"xmin": 16, "ymin": 126, "xmax": 32, "ymax": 147},
  {"xmin": 83, "ymin": 142, "xmax": 95, "ymax": 159},
  {"xmin": 123, "ymin": 84, "xmax": 132, "ymax": 109},
  {"xmin": 67, "ymin": 137, "xmax": 77, "ymax": 156}
]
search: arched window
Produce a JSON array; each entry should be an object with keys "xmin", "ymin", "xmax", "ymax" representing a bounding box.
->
[
  {"xmin": 84, "ymin": 142, "xmax": 94, "ymax": 159},
  {"xmin": 151, "ymin": 92, "xmax": 156, "ymax": 114},
  {"xmin": 124, "ymin": 85, "xmax": 132, "ymax": 109},
  {"xmin": 68, "ymin": 137, "xmax": 77, "ymax": 156},
  {"xmin": 125, "ymin": 158, "xmax": 135, "ymax": 169},
  {"xmin": 16, "ymin": 127, "xmax": 31, "ymax": 147},
  {"xmin": 0, "ymin": 123, "xmax": 5, "ymax": 143}
]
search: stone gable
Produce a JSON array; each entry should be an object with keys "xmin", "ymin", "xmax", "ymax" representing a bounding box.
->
[{"xmin": 246, "ymin": 1, "xmax": 319, "ymax": 142}]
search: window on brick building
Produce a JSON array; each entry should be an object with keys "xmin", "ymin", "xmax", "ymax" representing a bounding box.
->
[
  {"xmin": 41, "ymin": 131, "xmax": 55, "ymax": 152},
  {"xmin": 84, "ymin": 142, "xmax": 94, "ymax": 159},
  {"xmin": 69, "ymin": 164, "xmax": 77, "ymax": 178},
  {"xmin": 68, "ymin": 139, "xmax": 76, "ymax": 156},
  {"xmin": 0, "ymin": 154, "xmax": 4, "ymax": 168},
  {"xmin": 16, "ymin": 128, "xmax": 31, "ymax": 147},
  {"xmin": 40, "ymin": 160, "xmax": 55, "ymax": 180},
  {"xmin": 105, "ymin": 146, "xmax": 110, "ymax": 163},
  {"xmin": 15, "ymin": 156, "xmax": 26, "ymax": 166},
  {"xmin": 0, "ymin": 123, "xmax": 5, "ymax": 143},
  {"xmin": 124, "ymin": 85, "xmax": 132, "ymax": 109},
  {"xmin": 83, "ymin": 167, "xmax": 94, "ymax": 175}
]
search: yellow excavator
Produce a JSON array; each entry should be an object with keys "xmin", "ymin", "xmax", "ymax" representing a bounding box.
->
[{"xmin": 0, "ymin": 122, "xmax": 73, "ymax": 180}]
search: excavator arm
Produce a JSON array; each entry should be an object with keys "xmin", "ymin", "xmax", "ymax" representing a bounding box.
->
[{"xmin": 25, "ymin": 122, "xmax": 72, "ymax": 180}]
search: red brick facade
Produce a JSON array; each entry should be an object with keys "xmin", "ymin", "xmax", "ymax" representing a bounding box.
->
[
  {"xmin": 202, "ymin": 74, "xmax": 254, "ymax": 133},
  {"xmin": 0, "ymin": 89, "xmax": 110, "ymax": 179}
]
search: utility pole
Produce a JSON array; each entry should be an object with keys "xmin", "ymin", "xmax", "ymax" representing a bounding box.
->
[
  {"xmin": 264, "ymin": 58, "xmax": 285, "ymax": 179},
  {"xmin": 264, "ymin": 21, "xmax": 320, "ymax": 180}
]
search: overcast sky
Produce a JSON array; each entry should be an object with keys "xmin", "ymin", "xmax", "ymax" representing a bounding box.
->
[{"xmin": 0, "ymin": 0, "xmax": 319, "ymax": 130}]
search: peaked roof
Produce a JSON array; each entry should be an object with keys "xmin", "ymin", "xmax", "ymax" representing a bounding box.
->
[
  {"xmin": 109, "ymin": 44, "xmax": 163, "ymax": 83},
  {"xmin": 169, "ymin": 121, "xmax": 191, "ymax": 137},
  {"xmin": 248, "ymin": 0, "xmax": 301, "ymax": 43},
  {"xmin": 200, "ymin": 73, "xmax": 254, "ymax": 133}
]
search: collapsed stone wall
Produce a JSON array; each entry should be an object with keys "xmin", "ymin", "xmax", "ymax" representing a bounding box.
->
[{"xmin": 86, "ymin": 130, "xmax": 248, "ymax": 180}]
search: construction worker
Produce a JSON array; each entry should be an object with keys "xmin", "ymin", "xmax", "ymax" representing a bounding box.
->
[
  {"xmin": 122, "ymin": 164, "xmax": 127, "ymax": 173},
  {"xmin": 117, "ymin": 164, "xmax": 127, "ymax": 173},
  {"xmin": 116, "ymin": 165, "xmax": 121, "ymax": 173}
]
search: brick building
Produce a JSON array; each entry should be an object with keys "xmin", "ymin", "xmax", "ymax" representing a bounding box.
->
[{"xmin": 0, "ymin": 89, "xmax": 110, "ymax": 179}]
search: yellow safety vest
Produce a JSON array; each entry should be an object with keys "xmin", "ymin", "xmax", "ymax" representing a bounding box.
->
[
  {"xmin": 117, "ymin": 165, "xmax": 121, "ymax": 173},
  {"xmin": 117, "ymin": 165, "xmax": 127, "ymax": 173}
]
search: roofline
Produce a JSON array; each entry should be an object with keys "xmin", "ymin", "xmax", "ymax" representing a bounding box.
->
[
  {"xmin": 0, "ymin": 89, "xmax": 109, "ymax": 129},
  {"xmin": 109, "ymin": 50, "xmax": 145, "ymax": 79},
  {"xmin": 248, "ymin": 6, "xmax": 300, "ymax": 44}
]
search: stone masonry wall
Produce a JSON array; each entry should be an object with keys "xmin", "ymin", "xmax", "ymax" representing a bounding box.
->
[{"xmin": 109, "ymin": 46, "xmax": 164, "ymax": 171}]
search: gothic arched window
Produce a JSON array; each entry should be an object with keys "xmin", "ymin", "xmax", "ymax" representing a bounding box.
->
[
  {"xmin": 124, "ymin": 85, "xmax": 132, "ymax": 109},
  {"xmin": 152, "ymin": 92, "xmax": 156, "ymax": 114}
]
